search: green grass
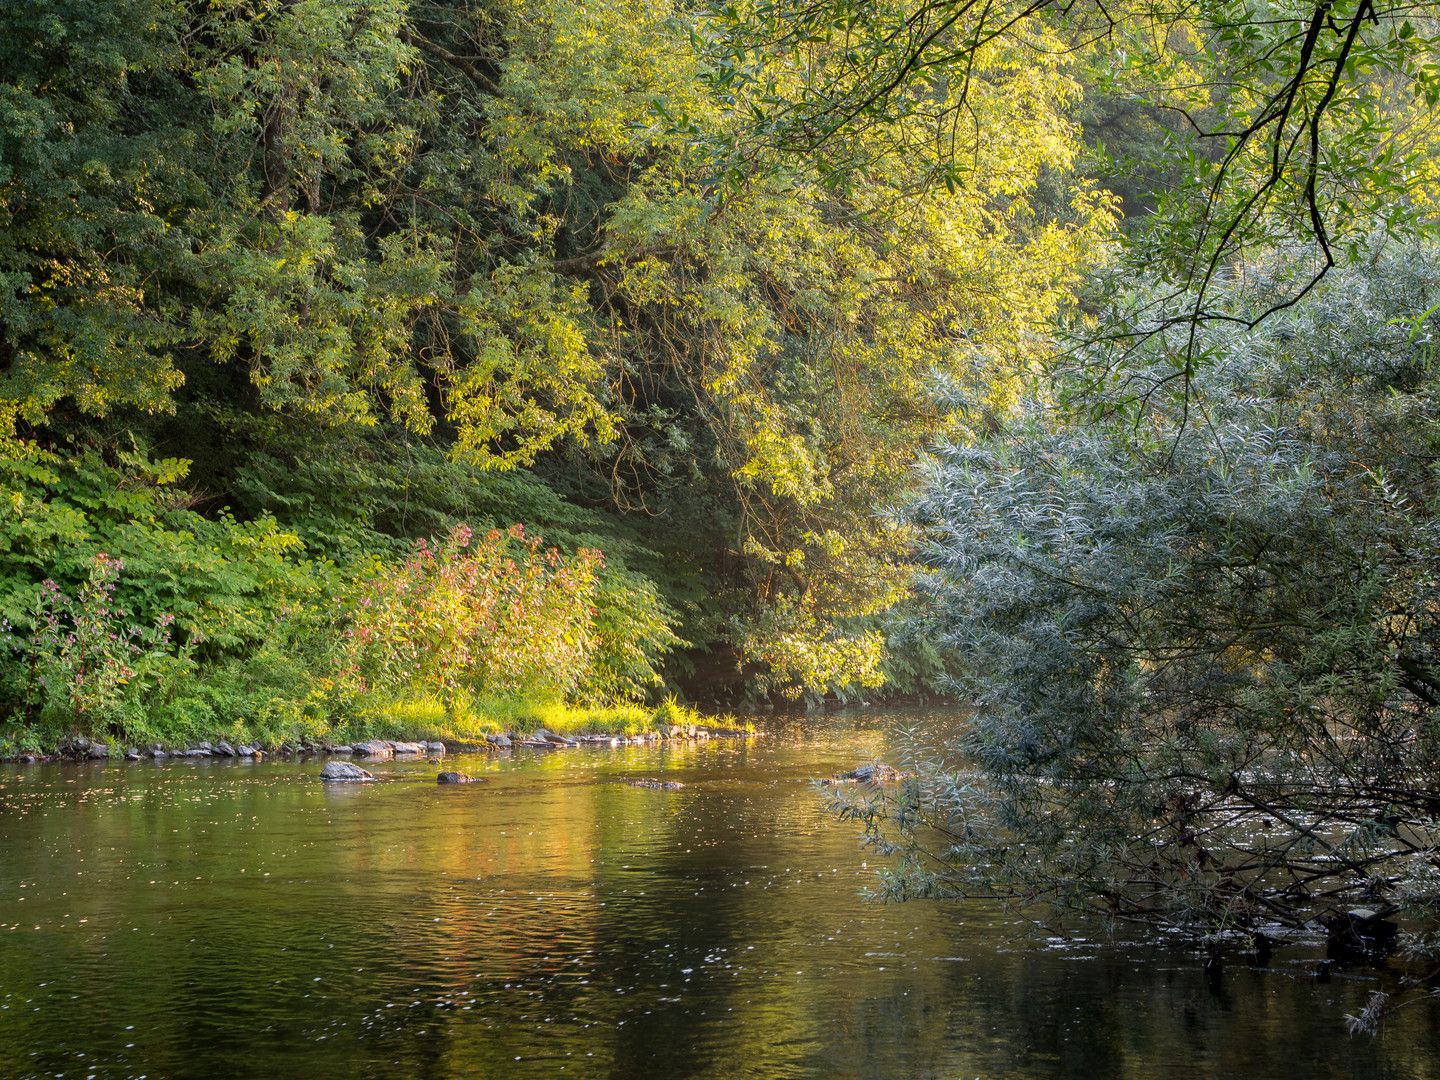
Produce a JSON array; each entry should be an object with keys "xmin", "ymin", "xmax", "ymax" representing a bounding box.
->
[{"xmin": 0, "ymin": 691, "xmax": 748, "ymax": 757}]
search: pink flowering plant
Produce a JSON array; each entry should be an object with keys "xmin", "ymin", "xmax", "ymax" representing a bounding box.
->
[
  {"xmin": 5, "ymin": 553, "xmax": 200, "ymax": 735},
  {"xmin": 335, "ymin": 524, "xmax": 602, "ymax": 713}
]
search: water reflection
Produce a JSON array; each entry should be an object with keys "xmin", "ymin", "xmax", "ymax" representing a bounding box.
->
[{"xmin": 0, "ymin": 711, "xmax": 1436, "ymax": 1079}]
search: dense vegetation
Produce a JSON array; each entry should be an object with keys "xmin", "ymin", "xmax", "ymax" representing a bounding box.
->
[
  {"xmin": 0, "ymin": 0, "xmax": 1108, "ymax": 751},
  {"xmin": 11, "ymin": 0, "xmax": 1440, "ymax": 986},
  {"xmin": 738, "ymin": 10, "xmax": 1440, "ymax": 1027}
]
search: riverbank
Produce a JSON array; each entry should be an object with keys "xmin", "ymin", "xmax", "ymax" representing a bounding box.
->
[{"xmin": 0, "ymin": 696, "xmax": 752, "ymax": 763}]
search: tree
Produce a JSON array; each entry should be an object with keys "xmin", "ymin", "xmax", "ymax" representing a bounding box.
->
[
  {"xmin": 708, "ymin": 0, "xmax": 1440, "ymax": 343},
  {"xmin": 1, "ymin": 0, "xmax": 1110, "ymax": 699},
  {"xmin": 832, "ymin": 240, "xmax": 1440, "ymax": 948}
]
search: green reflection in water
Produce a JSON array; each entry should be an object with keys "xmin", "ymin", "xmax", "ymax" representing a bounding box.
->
[{"xmin": 0, "ymin": 710, "xmax": 1436, "ymax": 1080}]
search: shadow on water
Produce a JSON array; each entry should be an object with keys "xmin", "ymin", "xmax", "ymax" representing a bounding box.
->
[{"xmin": 0, "ymin": 708, "xmax": 1436, "ymax": 1079}]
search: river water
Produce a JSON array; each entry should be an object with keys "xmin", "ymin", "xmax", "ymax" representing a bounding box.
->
[{"xmin": 0, "ymin": 708, "xmax": 1436, "ymax": 1079}]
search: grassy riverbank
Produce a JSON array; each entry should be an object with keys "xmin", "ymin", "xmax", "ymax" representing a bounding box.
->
[{"xmin": 0, "ymin": 695, "xmax": 749, "ymax": 761}]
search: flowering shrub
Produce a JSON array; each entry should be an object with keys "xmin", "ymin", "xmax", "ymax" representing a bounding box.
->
[
  {"xmin": 337, "ymin": 524, "xmax": 602, "ymax": 707},
  {"xmin": 6, "ymin": 553, "xmax": 199, "ymax": 733}
]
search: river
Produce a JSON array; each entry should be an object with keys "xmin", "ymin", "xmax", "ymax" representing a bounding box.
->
[{"xmin": 1, "ymin": 708, "xmax": 1436, "ymax": 1079}]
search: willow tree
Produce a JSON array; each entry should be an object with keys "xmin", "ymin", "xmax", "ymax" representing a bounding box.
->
[{"xmin": 830, "ymin": 243, "xmax": 1440, "ymax": 955}]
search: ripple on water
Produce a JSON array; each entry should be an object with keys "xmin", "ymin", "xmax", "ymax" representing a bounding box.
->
[{"xmin": 0, "ymin": 710, "xmax": 1432, "ymax": 1080}]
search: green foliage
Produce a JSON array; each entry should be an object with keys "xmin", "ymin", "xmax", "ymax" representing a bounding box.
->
[
  {"xmin": 845, "ymin": 241, "xmax": 1440, "ymax": 939},
  {"xmin": 709, "ymin": 0, "xmax": 1440, "ymax": 332},
  {"xmin": 0, "ymin": 0, "xmax": 1117, "ymax": 699},
  {"xmin": 3, "ymin": 553, "xmax": 198, "ymax": 738},
  {"xmin": 0, "ymin": 439, "xmax": 316, "ymax": 648}
]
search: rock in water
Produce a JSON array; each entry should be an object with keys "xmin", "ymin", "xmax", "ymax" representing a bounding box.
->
[
  {"xmin": 436, "ymin": 771, "xmax": 480, "ymax": 784},
  {"xmin": 625, "ymin": 778, "xmax": 684, "ymax": 790},
  {"xmin": 1317, "ymin": 907, "xmax": 1399, "ymax": 954},
  {"xmin": 352, "ymin": 740, "xmax": 394, "ymax": 759},
  {"xmin": 319, "ymin": 761, "xmax": 374, "ymax": 782},
  {"xmin": 824, "ymin": 763, "xmax": 906, "ymax": 785}
]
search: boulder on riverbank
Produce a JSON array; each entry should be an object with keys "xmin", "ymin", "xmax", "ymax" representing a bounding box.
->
[
  {"xmin": 353, "ymin": 740, "xmax": 394, "ymax": 759},
  {"xmin": 319, "ymin": 761, "xmax": 374, "ymax": 782}
]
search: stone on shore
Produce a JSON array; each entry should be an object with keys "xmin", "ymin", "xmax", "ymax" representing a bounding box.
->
[
  {"xmin": 319, "ymin": 761, "xmax": 374, "ymax": 782},
  {"xmin": 353, "ymin": 740, "xmax": 394, "ymax": 759},
  {"xmin": 392, "ymin": 741, "xmax": 425, "ymax": 756},
  {"xmin": 86, "ymin": 743, "xmax": 110, "ymax": 759},
  {"xmin": 486, "ymin": 733, "xmax": 512, "ymax": 748},
  {"xmin": 425, "ymin": 741, "xmax": 446, "ymax": 754},
  {"xmin": 213, "ymin": 741, "xmax": 237, "ymax": 757}
]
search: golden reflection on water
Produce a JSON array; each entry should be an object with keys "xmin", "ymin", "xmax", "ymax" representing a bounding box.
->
[{"xmin": 0, "ymin": 710, "xmax": 1437, "ymax": 1080}]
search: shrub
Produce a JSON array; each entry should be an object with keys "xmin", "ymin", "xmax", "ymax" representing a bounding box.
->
[
  {"xmin": 5, "ymin": 552, "xmax": 198, "ymax": 738},
  {"xmin": 335, "ymin": 524, "xmax": 602, "ymax": 710}
]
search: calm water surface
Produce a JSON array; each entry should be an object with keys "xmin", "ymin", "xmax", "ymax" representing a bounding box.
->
[{"xmin": 1, "ymin": 709, "xmax": 1437, "ymax": 1079}]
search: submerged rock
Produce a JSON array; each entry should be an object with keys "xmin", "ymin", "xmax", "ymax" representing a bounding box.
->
[
  {"xmin": 436, "ymin": 771, "xmax": 482, "ymax": 784},
  {"xmin": 823, "ymin": 763, "xmax": 905, "ymax": 786},
  {"xmin": 625, "ymin": 778, "xmax": 685, "ymax": 790},
  {"xmin": 319, "ymin": 761, "xmax": 374, "ymax": 782},
  {"xmin": 1317, "ymin": 907, "xmax": 1399, "ymax": 955}
]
